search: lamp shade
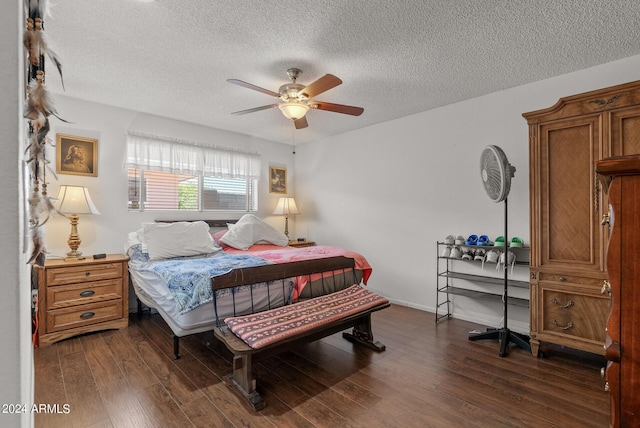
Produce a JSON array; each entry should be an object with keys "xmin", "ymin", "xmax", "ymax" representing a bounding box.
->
[
  {"xmin": 272, "ymin": 197, "xmax": 299, "ymax": 216},
  {"xmin": 278, "ymin": 102, "xmax": 309, "ymax": 120},
  {"xmin": 56, "ymin": 185, "xmax": 101, "ymax": 215}
]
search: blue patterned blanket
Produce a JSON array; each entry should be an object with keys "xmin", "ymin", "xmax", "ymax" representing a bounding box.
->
[{"xmin": 128, "ymin": 244, "xmax": 272, "ymax": 314}]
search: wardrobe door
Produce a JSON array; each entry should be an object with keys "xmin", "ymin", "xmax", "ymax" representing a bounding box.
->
[
  {"xmin": 597, "ymin": 155, "xmax": 640, "ymax": 428},
  {"xmin": 610, "ymin": 105, "xmax": 640, "ymax": 156},
  {"xmin": 536, "ymin": 115, "xmax": 605, "ymax": 275}
]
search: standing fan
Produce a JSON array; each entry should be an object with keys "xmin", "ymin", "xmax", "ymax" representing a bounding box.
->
[{"xmin": 469, "ymin": 146, "xmax": 531, "ymax": 357}]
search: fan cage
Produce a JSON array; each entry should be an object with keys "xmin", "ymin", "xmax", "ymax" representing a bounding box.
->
[{"xmin": 480, "ymin": 145, "xmax": 514, "ymax": 202}]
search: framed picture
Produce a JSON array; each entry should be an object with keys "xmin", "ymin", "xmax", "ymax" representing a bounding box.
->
[
  {"xmin": 56, "ymin": 134, "xmax": 98, "ymax": 177},
  {"xmin": 269, "ymin": 166, "xmax": 287, "ymax": 194}
]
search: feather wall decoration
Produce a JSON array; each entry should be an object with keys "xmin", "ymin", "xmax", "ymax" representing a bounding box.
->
[
  {"xmin": 28, "ymin": 0, "xmax": 52, "ymax": 20},
  {"xmin": 29, "ymin": 189, "xmax": 59, "ymax": 228},
  {"xmin": 36, "ymin": 114, "xmax": 50, "ymax": 143},
  {"xmin": 23, "ymin": 134, "xmax": 45, "ymax": 168},
  {"xmin": 24, "ymin": 124, "xmax": 58, "ymax": 185},
  {"xmin": 24, "ymin": 0, "xmax": 62, "ymax": 267},
  {"xmin": 23, "ymin": 18, "xmax": 40, "ymax": 66},
  {"xmin": 24, "ymin": 16, "xmax": 64, "ymax": 88},
  {"xmin": 26, "ymin": 227, "xmax": 46, "ymax": 267},
  {"xmin": 24, "ymin": 72, "xmax": 65, "ymax": 121},
  {"xmin": 23, "ymin": 132, "xmax": 55, "ymax": 181}
]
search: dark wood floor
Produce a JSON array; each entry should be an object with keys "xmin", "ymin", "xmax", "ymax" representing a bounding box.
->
[{"xmin": 34, "ymin": 305, "xmax": 610, "ymax": 427}]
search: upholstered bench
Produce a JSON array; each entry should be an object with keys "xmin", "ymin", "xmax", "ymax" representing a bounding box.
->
[{"xmin": 211, "ymin": 256, "xmax": 390, "ymax": 411}]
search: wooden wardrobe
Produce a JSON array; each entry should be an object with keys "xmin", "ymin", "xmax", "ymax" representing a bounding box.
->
[
  {"xmin": 523, "ymin": 80, "xmax": 640, "ymax": 357},
  {"xmin": 596, "ymin": 155, "xmax": 640, "ymax": 428}
]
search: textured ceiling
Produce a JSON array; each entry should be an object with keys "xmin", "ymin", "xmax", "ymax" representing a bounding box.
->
[{"xmin": 44, "ymin": 0, "xmax": 640, "ymax": 144}]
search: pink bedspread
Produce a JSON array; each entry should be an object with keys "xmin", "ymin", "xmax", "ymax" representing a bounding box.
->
[{"xmin": 222, "ymin": 244, "xmax": 372, "ymax": 300}]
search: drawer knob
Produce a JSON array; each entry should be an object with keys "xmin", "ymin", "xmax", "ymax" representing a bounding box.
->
[
  {"xmin": 604, "ymin": 382, "xmax": 610, "ymax": 392},
  {"xmin": 600, "ymin": 367, "xmax": 606, "ymax": 378},
  {"xmin": 551, "ymin": 298, "xmax": 574, "ymax": 309},
  {"xmin": 558, "ymin": 276, "xmax": 567, "ymax": 282},
  {"xmin": 80, "ymin": 290, "xmax": 95, "ymax": 297},
  {"xmin": 80, "ymin": 312, "xmax": 95, "ymax": 319},
  {"xmin": 551, "ymin": 319, "xmax": 574, "ymax": 330},
  {"xmin": 85, "ymin": 271, "xmax": 91, "ymax": 276},
  {"xmin": 601, "ymin": 280, "xmax": 611, "ymax": 295}
]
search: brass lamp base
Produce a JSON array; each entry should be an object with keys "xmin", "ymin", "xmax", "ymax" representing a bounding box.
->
[
  {"xmin": 65, "ymin": 214, "xmax": 86, "ymax": 261},
  {"xmin": 284, "ymin": 215, "xmax": 290, "ymax": 238},
  {"xmin": 64, "ymin": 252, "xmax": 86, "ymax": 262}
]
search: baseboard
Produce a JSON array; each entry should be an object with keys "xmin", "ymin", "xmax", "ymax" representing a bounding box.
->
[{"xmin": 385, "ymin": 298, "xmax": 529, "ymax": 336}]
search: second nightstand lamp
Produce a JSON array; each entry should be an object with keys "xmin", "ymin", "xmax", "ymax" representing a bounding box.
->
[
  {"xmin": 272, "ymin": 197, "xmax": 299, "ymax": 238},
  {"xmin": 55, "ymin": 185, "xmax": 100, "ymax": 261}
]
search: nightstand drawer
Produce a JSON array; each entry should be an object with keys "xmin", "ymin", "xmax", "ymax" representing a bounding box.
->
[
  {"xmin": 46, "ymin": 279, "xmax": 123, "ymax": 310},
  {"xmin": 46, "ymin": 262, "xmax": 123, "ymax": 286},
  {"xmin": 46, "ymin": 300, "xmax": 123, "ymax": 332}
]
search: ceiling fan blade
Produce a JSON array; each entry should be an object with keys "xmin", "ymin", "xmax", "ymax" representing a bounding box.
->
[
  {"xmin": 227, "ymin": 79, "xmax": 279, "ymax": 98},
  {"xmin": 231, "ymin": 104, "xmax": 278, "ymax": 115},
  {"xmin": 294, "ymin": 116, "xmax": 308, "ymax": 129},
  {"xmin": 300, "ymin": 74, "xmax": 342, "ymax": 98},
  {"xmin": 313, "ymin": 101, "xmax": 364, "ymax": 116}
]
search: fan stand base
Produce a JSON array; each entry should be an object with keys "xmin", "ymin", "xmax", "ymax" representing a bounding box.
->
[{"xmin": 469, "ymin": 328, "xmax": 531, "ymax": 357}]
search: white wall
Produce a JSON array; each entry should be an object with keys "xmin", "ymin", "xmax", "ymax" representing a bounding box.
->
[
  {"xmin": 44, "ymin": 95, "xmax": 297, "ymax": 263},
  {"xmin": 1, "ymin": 1, "xmax": 32, "ymax": 427},
  {"xmin": 295, "ymin": 54, "xmax": 640, "ymax": 333}
]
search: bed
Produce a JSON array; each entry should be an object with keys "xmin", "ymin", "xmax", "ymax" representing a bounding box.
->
[{"xmin": 126, "ymin": 216, "xmax": 372, "ymax": 357}]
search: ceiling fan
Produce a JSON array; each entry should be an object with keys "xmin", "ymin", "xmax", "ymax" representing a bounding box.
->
[{"xmin": 227, "ymin": 68, "xmax": 364, "ymax": 129}]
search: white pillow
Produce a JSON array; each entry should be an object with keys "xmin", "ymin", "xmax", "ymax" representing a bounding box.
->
[
  {"xmin": 220, "ymin": 214, "xmax": 288, "ymax": 250},
  {"xmin": 125, "ymin": 231, "xmax": 141, "ymax": 253},
  {"xmin": 143, "ymin": 221, "xmax": 220, "ymax": 260},
  {"xmin": 136, "ymin": 226, "xmax": 149, "ymax": 252}
]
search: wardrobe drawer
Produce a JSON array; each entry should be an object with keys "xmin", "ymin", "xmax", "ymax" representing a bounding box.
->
[
  {"xmin": 541, "ymin": 289, "xmax": 608, "ymax": 342},
  {"xmin": 46, "ymin": 262, "xmax": 123, "ymax": 286},
  {"xmin": 46, "ymin": 300, "xmax": 123, "ymax": 332},
  {"xmin": 46, "ymin": 279, "xmax": 123, "ymax": 310},
  {"xmin": 538, "ymin": 272, "xmax": 604, "ymax": 288}
]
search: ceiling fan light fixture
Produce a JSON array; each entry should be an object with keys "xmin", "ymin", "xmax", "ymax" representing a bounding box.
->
[{"xmin": 279, "ymin": 102, "xmax": 309, "ymax": 120}]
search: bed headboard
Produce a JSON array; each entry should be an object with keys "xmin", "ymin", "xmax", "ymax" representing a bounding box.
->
[{"xmin": 155, "ymin": 219, "xmax": 237, "ymax": 231}]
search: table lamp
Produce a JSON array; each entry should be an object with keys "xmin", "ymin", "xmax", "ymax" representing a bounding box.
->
[
  {"xmin": 56, "ymin": 185, "xmax": 100, "ymax": 261},
  {"xmin": 272, "ymin": 197, "xmax": 299, "ymax": 238}
]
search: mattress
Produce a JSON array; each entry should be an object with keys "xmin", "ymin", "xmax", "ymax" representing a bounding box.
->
[{"xmin": 130, "ymin": 267, "xmax": 292, "ymax": 337}]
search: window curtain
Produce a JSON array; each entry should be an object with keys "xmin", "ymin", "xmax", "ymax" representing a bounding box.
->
[{"xmin": 125, "ymin": 132, "xmax": 261, "ymax": 179}]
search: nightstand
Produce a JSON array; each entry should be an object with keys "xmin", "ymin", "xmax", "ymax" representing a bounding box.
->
[
  {"xmin": 288, "ymin": 240, "xmax": 316, "ymax": 248},
  {"xmin": 35, "ymin": 254, "xmax": 129, "ymax": 346}
]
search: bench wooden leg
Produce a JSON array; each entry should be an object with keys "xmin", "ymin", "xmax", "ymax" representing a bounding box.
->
[
  {"xmin": 342, "ymin": 314, "xmax": 386, "ymax": 352},
  {"xmin": 224, "ymin": 354, "xmax": 266, "ymax": 411}
]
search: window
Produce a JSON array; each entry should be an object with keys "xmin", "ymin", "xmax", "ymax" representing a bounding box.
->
[{"xmin": 126, "ymin": 133, "xmax": 260, "ymax": 212}]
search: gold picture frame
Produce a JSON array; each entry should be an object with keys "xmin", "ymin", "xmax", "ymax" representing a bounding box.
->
[
  {"xmin": 269, "ymin": 166, "xmax": 287, "ymax": 194},
  {"xmin": 56, "ymin": 134, "xmax": 98, "ymax": 177}
]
